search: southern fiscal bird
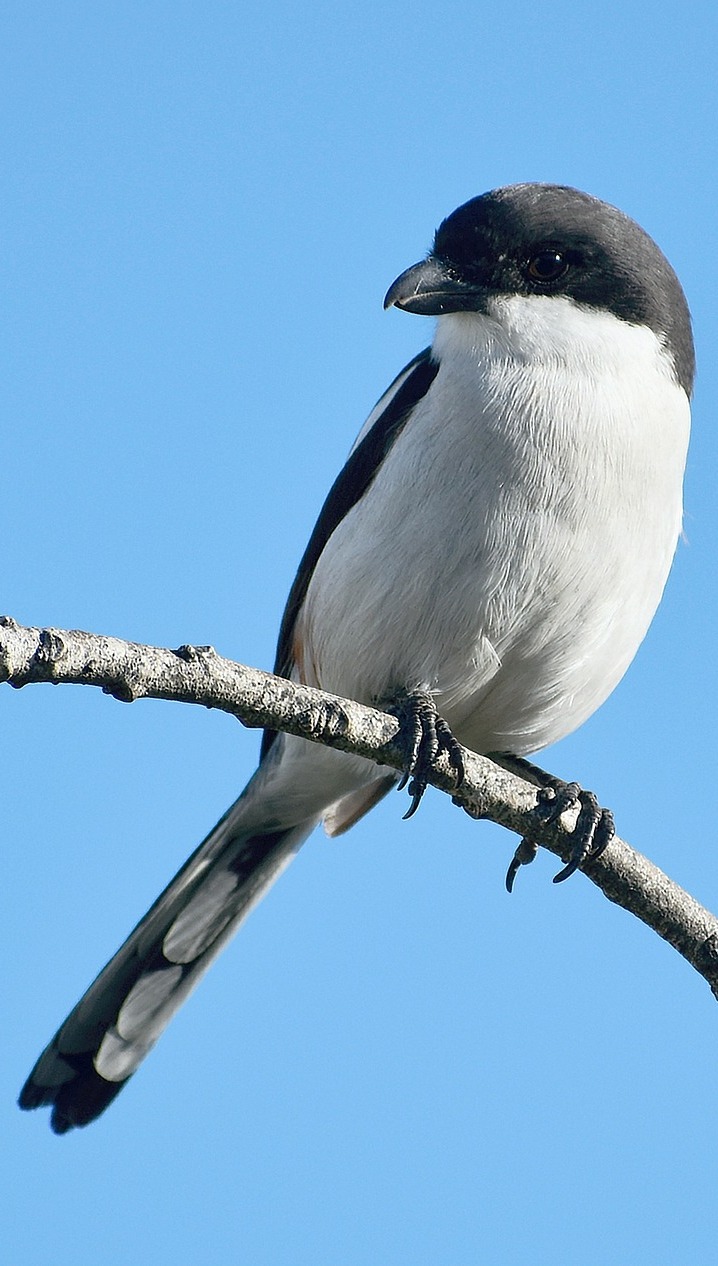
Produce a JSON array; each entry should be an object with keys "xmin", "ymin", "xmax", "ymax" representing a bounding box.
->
[{"xmin": 20, "ymin": 183, "xmax": 693, "ymax": 1132}]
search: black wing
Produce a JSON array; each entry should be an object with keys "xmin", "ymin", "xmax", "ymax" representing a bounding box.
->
[{"xmin": 261, "ymin": 347, "xmax": 439, "ymax": 758}]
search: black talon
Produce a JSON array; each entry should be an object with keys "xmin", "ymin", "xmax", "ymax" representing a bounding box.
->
[
  {"xmin": 491, "ymin": 753, "xmax": 614, "ymax": 888},
  {"xmin": 552, "ymin": 800, "xmax": 615, "ymax": 882},
  {"xmin": 402, "ymin": 781, "xmax": 425, "ymax": 820},
  {"xmin": 551, "ymin": 788, "xmax": 600, "ymax": 882},
  {"xmin": 387, "ymin": 690, "xmax": 465, "ymax": 818},
  {"xmin": 505, "ymin": 837, "xmax": 539, "ymax": 892}
]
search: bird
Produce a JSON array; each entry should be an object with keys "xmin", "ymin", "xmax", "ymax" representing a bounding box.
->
[{"xmin": 19, "ymin": 182, "xmax": 693, "ymax": 1133}]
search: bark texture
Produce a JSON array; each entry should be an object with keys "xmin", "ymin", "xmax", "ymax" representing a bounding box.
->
[{"xmin": 3, "ymin": 615, "xmax": 717, "ymax": 999}]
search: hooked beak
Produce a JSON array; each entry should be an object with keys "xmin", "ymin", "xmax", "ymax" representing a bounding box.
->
[{"xmin": 383, "ymin": 256, "xmax": 487, "ymax": 315}]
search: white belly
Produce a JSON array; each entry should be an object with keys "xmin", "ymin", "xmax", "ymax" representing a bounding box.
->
[{"xmin": 300, "ymin": 301, "xmax": 690, "ymax": 757}]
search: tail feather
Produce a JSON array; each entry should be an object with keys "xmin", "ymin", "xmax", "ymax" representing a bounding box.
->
[{"xmin": 19, "ymin": 786, "xmax": 317, "ymax": 1133}]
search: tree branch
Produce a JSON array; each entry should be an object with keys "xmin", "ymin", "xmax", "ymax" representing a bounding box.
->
[{"xmin": 3, "ymin": 614, "xmax": 718, "ymax": 999}]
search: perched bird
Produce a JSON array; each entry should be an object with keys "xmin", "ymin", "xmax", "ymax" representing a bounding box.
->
[{"xmin": 20, "ymin": 183, "xmax": 693, "ymax": 1132}]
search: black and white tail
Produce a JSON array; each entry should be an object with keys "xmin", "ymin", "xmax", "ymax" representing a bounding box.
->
[{"xmin": 18, "ymin": 764, "xmax": 319, "ymax": 1133}]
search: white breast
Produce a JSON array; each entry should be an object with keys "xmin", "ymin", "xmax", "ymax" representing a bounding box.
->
[{"xmin": 300, "ymin": 294, "xmax": 690, "ymax": 757}]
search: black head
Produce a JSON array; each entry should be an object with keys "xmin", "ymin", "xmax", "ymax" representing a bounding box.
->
[{"xmin": 385, "ymin": 184, "xmax": 694, "ymax": 395}]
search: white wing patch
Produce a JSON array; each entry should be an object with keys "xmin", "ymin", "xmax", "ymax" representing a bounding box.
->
[{"xmin": 349, "ymin": 356, "xmax": 428, "ymax": 454}]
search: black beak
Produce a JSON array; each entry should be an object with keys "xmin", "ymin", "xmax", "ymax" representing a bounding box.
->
[{"xmin": 383, "ymin": 256, "xmax": 487, "ymax": 315}]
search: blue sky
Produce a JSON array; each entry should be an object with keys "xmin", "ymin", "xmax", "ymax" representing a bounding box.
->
[{"xmin": 4, "ymin": 3, "xmax": 718, "ymax": 1262}]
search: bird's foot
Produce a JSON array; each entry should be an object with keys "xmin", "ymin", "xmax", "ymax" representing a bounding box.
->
[
  {"xmin": 387, "ymin": 690, "xmax": 465, "ymax": 818},
  {"xmin": 541, "ymin": 779, "xmax": 615, "ymax": 884},
  {"xmin": 496, "ymin": 756, "xmax": 615, "ymax": 891}
]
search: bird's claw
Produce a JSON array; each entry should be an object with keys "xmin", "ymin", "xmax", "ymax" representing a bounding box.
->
[
  {"xmin": 496, "ymin": 757, "xmax": 615, "ymax": 890},
  {"xmin": 548, "ymin": 786, "xmax": 615, "ymax": 882},
  {"xmin": 389, "ymin": 690, "xmax": 465, "ymax": 818},
  {"xmin": 505, "ymin": 837, "xmax": 539, "ymax": 892}
]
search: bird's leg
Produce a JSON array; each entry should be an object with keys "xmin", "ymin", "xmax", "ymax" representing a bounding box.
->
[
  {"xmin": 492, "ymin": 753, "xmax": 615, "ymax": 891},
  {"xmin": 386, "ymin": 689, "xmax": 465, "ymax": 819}
]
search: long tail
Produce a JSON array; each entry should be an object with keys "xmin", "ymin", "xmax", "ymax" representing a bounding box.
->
[{"xmin": 18, "ymin": 762, "xmax": 319, "ymax": 1133}]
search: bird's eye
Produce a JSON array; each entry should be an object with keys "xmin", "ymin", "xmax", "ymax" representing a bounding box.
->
[{"xmin": 526, "ymin": 250, "xmax": 569, "ymax": 283}]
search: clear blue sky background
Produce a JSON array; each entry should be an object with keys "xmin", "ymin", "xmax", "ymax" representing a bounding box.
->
[{"xmin": 4, "ymin": 3, "xmax": 718, "ymax": 1262}]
